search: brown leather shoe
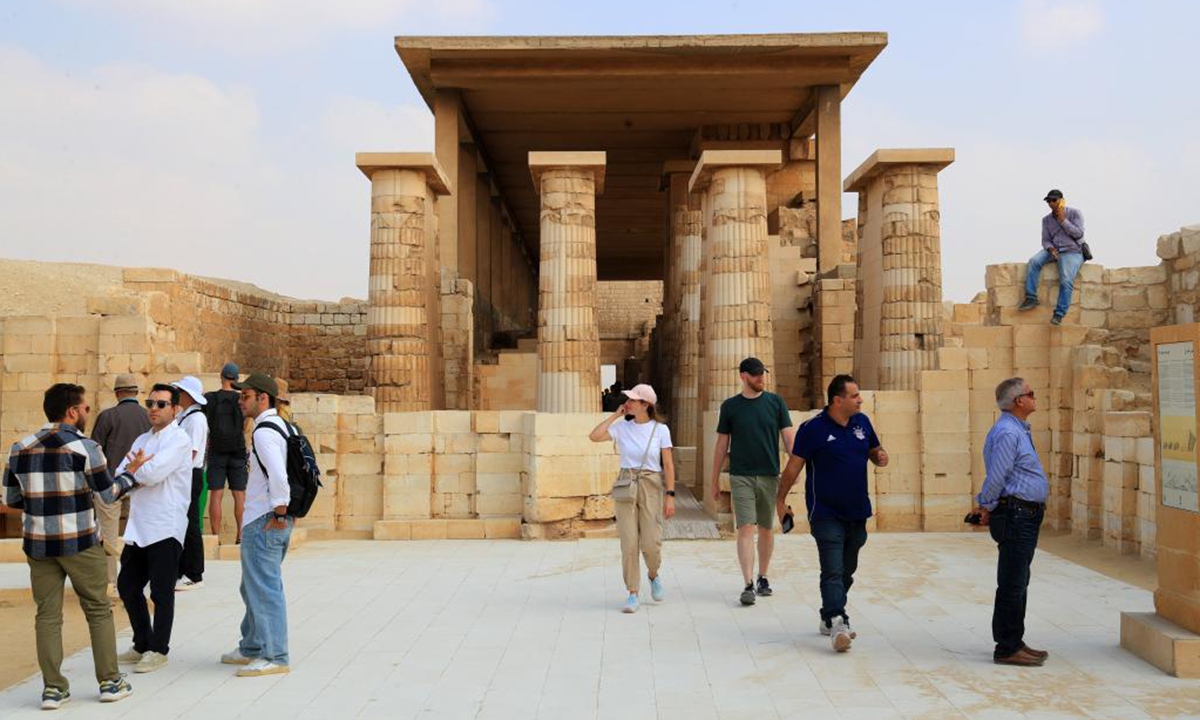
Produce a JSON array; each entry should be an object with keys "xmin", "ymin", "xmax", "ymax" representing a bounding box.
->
[
  {"xmin": 1021, "ymin": 643, "xmax": 1049, "ymax": 660},
  {"xmin": 994, "ymin": 648, "xmax": 1045, "ymax": 666}
]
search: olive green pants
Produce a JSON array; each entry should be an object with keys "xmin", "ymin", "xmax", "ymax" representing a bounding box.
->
[
  {"xmin": 27, "ymin": 544, "xmax": 121, "ymax": 692},
  {"xmin": 614, "ymin": 471, "xmax": 664, "ymax": 593}
]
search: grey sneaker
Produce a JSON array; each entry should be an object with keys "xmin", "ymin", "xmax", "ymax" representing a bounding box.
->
[
  {"xmin": 40, "ymin": 687, "xmax": 70, "ymax": 710},
  {"xmin": 1018, "ymin": 296, "xmax": 1040, "ymax": 311},
  {"xmin": 134, "ymin": 651, "xmax": 167, "ymax": 674},
  {"xmin": 830, "ymin": 617, "xmax": 853, "ymax": 652},
  {"xmin": 98, "ymin": 675, "xmax": 132, "ymax": 703},
  {"xmin": 740, "ymin": 583, "xmax": 756, "ymax": 606},
  {"xmin": 1050, "ymin": 314, "xmax": 1063, "ymax": 326},
  {"xmin": 117, "ymin": 647, "xmax": 143, "ymax": 664},
  {"xmin": 819, "ymin": 619, "xmax": 832, "ymax": 636}
]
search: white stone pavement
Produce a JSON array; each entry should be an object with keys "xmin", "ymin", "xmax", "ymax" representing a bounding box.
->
[{"xmin": 1, "ymin": 533, "xmax": 1198, "ymax": 720}]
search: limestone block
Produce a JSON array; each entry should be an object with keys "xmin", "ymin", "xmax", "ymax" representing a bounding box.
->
[
  {"xmin": 582, "ymin": 495, "xmax": 615, "ymax": 520},
  {"xmin": 917, "ymin": 370, "xmax": 968, "ymax": 392},
  {"xmin": 922, "ymin": 494, "xmax": 971, "ymax": 517},
  {"xmin": 484, "ymin": 518, "xmax": 522, "ymax": 539},
  {"xmin": 936, "ymin": 347, "xmax": 969, "ymax": 371},
  {"xmin": 432, "ymin": 411, "xmax": 472, "ymax": 434},
  {"xmin": 1104, "ymin": 412, "xmax": 1152, "ymax": 438},
  {"xmin": 476, "ymin": 493, "xmax": 523, "ymax": 516},
  {"xmin": 373, "ymin": 521, "xmax": 412, "ymax": 540},
  {"xmin": 963, "ymin": 326, "xmax": 1013, "ymax": 348},
  {"xmin": 384, "ymin": 412, "xmax": 433, "ymax": 434},
  {"xmin": 447, "ymin": 520, "xmax": 486, "ymax": 539},
  {"xmin": 524, "ymin": 496, "xmax": 585, "ymax": 523},
  {"xmin": 410, "ymin": 520, "xmax": 449, "ymax": 540}
]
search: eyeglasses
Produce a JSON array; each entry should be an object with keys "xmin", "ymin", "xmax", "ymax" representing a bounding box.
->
[
  {"xmin": 145, "ymin": 400, "xmax": 172, "ymax": 410},
  {"xmin": 1018, "ymin": 391, "xmax": 1036, "ymax": 400}
]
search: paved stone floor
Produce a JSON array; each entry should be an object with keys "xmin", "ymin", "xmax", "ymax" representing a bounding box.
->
[{"xmin": 1, "ymin": 533, "xmax": 1198, "ymax": 720}]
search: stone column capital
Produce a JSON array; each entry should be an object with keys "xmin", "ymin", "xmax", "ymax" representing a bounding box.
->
[
  {"xmin": 687, "ymin": 149, "xmax": 783, "ymax": 194},
  {"xmin": 528, "ymin": 151, "xmax": 606, "ymax": 194},
  {"xmin": 355, "ymin": 152, "xmax": 453, "ymax": 195},
  {"xmin": 843, "ymin": 148, "xmax": 955, "ymax": 192}
]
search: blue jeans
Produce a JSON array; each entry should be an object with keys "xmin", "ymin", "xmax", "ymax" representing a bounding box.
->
[
  {"xmin": 1025, "ymin": 249, "xmax": 1083, "ymax": 318},
  {"xmin": 810, "ymin": 518, "xmax": 868, "ymax": 623},
  {"xmin": 238, "ymin": 513, "xmax": 293, "ymax": 664},
  {"xmin": 988, "ymin": 502, "xmax": 1043, "ymax": 658}
]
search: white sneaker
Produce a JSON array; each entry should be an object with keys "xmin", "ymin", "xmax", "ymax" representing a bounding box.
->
[
  {"xmin": 117, "ymin": 647, "xmax": 143, "ymax": 664},
  {"xmin": 134, "ymin": 651, "xmax": 167, "ymax": 674},
  {"xmin": 820, "ymin": 617, "xmax": 857, "ymax": 639},
  {"xmin": 220, "ymin": 649, "xmax": 254, "ymax": 665},
  {"xmin": 830, "ymin": 617, "xmax": 853, "ymax": 653},
  {"xmin": 843, "ymin": 621, "xmax": 858, "ymax": 640},
  {"xmin": 176, "ymin": 578, "xmax": 204, "ymax": 592},
  {"xmin": 236, "ymin": 658, "xmax": 290, "ymax": 677}
]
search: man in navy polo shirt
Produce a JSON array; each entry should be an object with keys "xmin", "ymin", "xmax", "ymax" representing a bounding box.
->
[{"xmin": 777, "ymin": 374, "xmax": 888, "ymax": 652}]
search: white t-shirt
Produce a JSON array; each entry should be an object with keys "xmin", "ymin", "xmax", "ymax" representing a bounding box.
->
[
  {"xmin": 608, "ymin": 419, "xmax": 673, "ymax": 472},
  {"xmin": 176, "ymin": 406, "xmax": 209, "ymax": 470}
]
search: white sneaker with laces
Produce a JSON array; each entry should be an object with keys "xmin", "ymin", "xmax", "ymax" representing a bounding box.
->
[
  {"xmin": 134, "ymin": 651, "xmax": 167, "ymax": 674},
  {"xmin": 117, "ymin": 647, "xmax": 143, "ymax": 664},
  {"xmin": 819, "ymin": 619, "xmax": 831, "ymax": 636},
  {"xmin": 236, "ymin": 658, "xmax": 290, "ymax": 677},
  {"xmin": 830, "ymin": 617, "xmax": 853, "ymax": 652},
  {"xmin": 176, "ymin": 578, "xmax": 204, "ymax": 592}
]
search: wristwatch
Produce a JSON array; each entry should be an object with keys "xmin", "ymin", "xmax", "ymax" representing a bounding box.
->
[
  {"xmin": 273, "ymin": 512, "xmax": 289, "ymax": 521},
  {"xmin": 665, "ymin": 490, "xmax": 676, "ymax": 497}
]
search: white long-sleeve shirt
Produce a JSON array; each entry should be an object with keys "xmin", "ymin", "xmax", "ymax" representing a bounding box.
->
[
  {"xmin": 244, "ymin": 409, "xmax": 291, "ymax": 528},
  {"xmin": 118, "ymin": 422, "xmax": 193, "ymax": 547}
]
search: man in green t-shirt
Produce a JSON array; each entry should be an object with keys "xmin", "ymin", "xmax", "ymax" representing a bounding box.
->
[{"xmin": 712, "ymin": 357, "xmax": 795, "ymax": 606}]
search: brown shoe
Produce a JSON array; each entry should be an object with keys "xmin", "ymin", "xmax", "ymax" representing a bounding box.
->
[
  {"xmin": 994, "ymin": 648, "xmax": 1045, "ymax": 667},
  {"xmin": 1021, "ymin": 643, "xmax": 1049, "ymax": 660}
]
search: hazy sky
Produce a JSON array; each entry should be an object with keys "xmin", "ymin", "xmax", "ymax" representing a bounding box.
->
[{"xmin": 2, "ymin": 0, "xmax": 1196, "ymax": 302}]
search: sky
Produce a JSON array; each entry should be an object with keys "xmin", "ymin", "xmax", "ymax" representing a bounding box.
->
[{"xmin": 1, "ymin": 0, "xmax": 1196, "ymax": 303}]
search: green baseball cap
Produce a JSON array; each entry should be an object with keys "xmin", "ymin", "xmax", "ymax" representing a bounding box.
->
[{"xmin": 233, "ymin": 372, "xmax": 279, "ymax": 398}]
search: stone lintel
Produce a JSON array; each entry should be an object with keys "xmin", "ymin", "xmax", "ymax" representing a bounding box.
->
[
  {"xmin": 355, "ymin": 152, "xmax": 452, "ymax": 195},
  {"xmin": 528, "ymin": 151, "xmax": 607, "ymax": 194},
  {"xmin": 658, "ymin": 159, "xmax": 696, "ymax": 191},
  {"xmin": 687, "ymin": 149, "xmax": 783, "ymax": 194},
  {"xmin": 843, "ymin": 148, "xmax": 955, "ymax": 193}
]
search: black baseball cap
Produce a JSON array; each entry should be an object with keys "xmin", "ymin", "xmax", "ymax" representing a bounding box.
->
[
  {"xmin": 233, "ymin": 372, "xmax": 279, "ymax": 398},
  {"xmin": 739, "ymin": 357, "xmax": 768, "ymax": 375},
  {"xmin": 1044, "ymin": 189, "xmax": 1064, "ymax": 202}
]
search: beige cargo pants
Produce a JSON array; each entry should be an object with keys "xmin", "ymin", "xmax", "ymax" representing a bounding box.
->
[
  {"xmin": 92, "ymin": 494, "xmax": 125, "ymax": 586},
  {"xmin": 614, "ymin": 470, "xmax": 664, "ymax": 593}
]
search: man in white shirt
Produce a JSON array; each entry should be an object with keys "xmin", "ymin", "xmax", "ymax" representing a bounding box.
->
[
  {"xmin": 220, "ymin": 373, "xmax": 293, "ymax": 677},
  {"xmin": 114, "ymin": 384, "xmax": 193, "ymax": 674},
  {"xmin": 172, "ymin": 376, "xmax": 209, "ymax": 591}
]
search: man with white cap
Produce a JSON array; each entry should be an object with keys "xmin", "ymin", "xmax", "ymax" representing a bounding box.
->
[
  {"xmin": 90, "ymin": 374, "xmax": 151, "ymax": 594},
  {"xmin": 172, "ymin": 376, "xmax": 209, "ymax": 591}
]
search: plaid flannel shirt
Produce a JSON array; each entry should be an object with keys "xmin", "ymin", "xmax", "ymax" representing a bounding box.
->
[{"xmin": 3, "ymin": 423, "xmax": 136, "ymax": 559}]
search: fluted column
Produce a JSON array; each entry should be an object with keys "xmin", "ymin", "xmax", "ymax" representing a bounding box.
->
[
  {"xmin": 356, "ymin": 152, "xmax": 451, "ymax": 412},
  {"xmin": 690, "ymin": 150, "xmax": 782, "ymax": 407},
  {"xmin": 845, "ymin": 148, "xmax": 954, "ymax": 390},
  {"xmin": 664, "ymin": 164, "xmax": 703, "ymax": 446},
  {"xmin": 530, "ymin": 152, "xmax": 605, "ymax": 413}
]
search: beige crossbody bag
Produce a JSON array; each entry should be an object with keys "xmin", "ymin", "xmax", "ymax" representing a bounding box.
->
[{"xmin": 611, "ymin": 421, "xmax": 659, "ymax": 503}]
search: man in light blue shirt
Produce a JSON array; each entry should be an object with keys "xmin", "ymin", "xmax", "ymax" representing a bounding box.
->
[
  {"xmin": 1019, "ymin": 189, "xmax": 1085, "ymax": 325},
  {"xmin": 973, "ymin": 377, "xmax": 1049, "ymax": 667}
]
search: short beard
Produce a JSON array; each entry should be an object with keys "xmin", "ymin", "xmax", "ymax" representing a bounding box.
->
[{"xmin": 73, "ymin": 416, "xmax": 88, "ymax": 434}]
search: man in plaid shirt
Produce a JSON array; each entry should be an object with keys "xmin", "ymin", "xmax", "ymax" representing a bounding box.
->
[{"xmin": 2, "ymin": 383, "xmax": 151, "ymax": 710}]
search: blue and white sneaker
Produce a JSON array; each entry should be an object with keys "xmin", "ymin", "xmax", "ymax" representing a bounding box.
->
[
  {"xmin": 98, "ymin": 675, "xmax": 132, "ymax": 703},
  {"xmin": 649, "ymin": 575, "xmax": 664, "ymax": 602},
  {"xmin": 40, "ymin": 687, "xmax": 70, "ymax": 710},
  {"xmin": 622, "ymin": 593, "xmax": 639, "ymax": 614}
]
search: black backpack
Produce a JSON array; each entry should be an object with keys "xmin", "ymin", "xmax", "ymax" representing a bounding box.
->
[
  {"xmin": 251, "ymin": 419, "xmax": 323, "ymax": 518},
  {"xmin": 205, "ymin": 390, "xmax": 245, "ymax": 453}
]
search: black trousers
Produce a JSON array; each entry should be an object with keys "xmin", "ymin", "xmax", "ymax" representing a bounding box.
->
[
  {"xmin": 989, "ymin": 502, "xmax": 1044, "ymax": 658},
  {"xmin": 118, "ymin": 538, "xmax": 182, "ymax": 655},
  {"xmin": 179, "ymin": 468, "xmax": 205, "ymax": 582}
]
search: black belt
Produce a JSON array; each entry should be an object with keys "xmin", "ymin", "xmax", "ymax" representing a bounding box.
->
[{"xmin": 997, "ymin": 496, "xmax": 1044, "ymax": 511}]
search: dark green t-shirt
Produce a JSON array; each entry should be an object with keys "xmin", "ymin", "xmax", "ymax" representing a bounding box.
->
[{"xmin": 716, "ymin": 392, "xmax": 793, "ymax": 476}]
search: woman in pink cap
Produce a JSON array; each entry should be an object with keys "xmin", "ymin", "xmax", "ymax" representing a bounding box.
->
[{"xmin": 588, "ymin": 383, "xmax": 676, "ymax": 613}]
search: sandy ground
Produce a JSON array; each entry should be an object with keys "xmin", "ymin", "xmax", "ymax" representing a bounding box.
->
[{"xmin": 0, "ymin": 587, "xmax": 131, "ymax": 691}]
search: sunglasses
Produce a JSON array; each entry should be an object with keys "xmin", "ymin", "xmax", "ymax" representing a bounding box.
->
[
  {"xmin": 1018, "ymin": 391, "xmax": 1036, "ymax": 400},
  {"xmin": 145, "ymin": 400, "xmax": 173, "ymax": 410}
]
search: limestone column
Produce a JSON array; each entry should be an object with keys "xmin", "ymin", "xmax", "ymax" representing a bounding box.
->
[
  {"xmin": 356, "ymin": 152, "xmax": 451, "ymax": 412},
  {"xmin": 845, "ymin": 149, "xmax": 954, "ymax": 390},
  {"xmin": 663, "ymin": 162, "xmax": 702, "ymax": 446},
  {"xmin": 689, "ymin": 150, "xmax": 782, "ymax": 406},
  {"xmin": 530, "ymin": 152, "xmax": 605, "ymax": 413}
]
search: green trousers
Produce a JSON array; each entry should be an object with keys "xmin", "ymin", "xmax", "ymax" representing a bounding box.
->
[{"xmin": 27, "ymin": 544, "xmax": 121, "ymax": 691}]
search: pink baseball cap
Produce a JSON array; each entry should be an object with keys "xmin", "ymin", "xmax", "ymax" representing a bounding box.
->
[{"xmin": 622, "ymin": 384, "xmax": 658, "ymax": 406}]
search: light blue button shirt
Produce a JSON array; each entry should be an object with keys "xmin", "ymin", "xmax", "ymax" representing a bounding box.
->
[{"xmin": 976, "ymin": 412, "xmax": 1048, "ymax": 510}]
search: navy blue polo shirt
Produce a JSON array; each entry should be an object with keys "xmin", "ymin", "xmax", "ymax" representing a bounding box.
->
[{"xmin": 792, "ymin": 410, "xmax": 879, "ymax": 521}]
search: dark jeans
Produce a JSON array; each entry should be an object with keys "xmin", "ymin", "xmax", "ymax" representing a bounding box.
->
[
  {"xmin": 118, "ymin": 538, "xmax": 182, "ymax": 655},
  {"xmin": 810, "ymin": 518, "xmax": 868, "ymax": 623},
  {"xmin": 989, "ymin": 502, "xmax": 1044, "ymax": 658},
  {"xmin": 179, "ymin": 468, "xmax": 205, "ymax": 582}
]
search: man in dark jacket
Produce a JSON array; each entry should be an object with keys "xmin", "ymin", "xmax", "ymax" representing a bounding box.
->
[{"xmin": 90, "ymin": 374, "xmax": 150, "ymax": 591}]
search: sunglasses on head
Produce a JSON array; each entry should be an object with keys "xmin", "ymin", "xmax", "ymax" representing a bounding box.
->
[{"xmin": 144, "ymin": 399, "xmax": 172, "ymax": 410}]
